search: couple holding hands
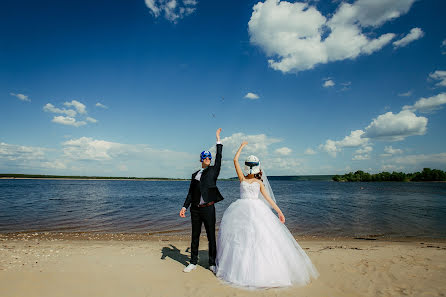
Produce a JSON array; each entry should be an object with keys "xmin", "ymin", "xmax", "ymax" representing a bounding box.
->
[{"xmin": 180, "ymin": 128, "xmax": 318, "ymax": 289}]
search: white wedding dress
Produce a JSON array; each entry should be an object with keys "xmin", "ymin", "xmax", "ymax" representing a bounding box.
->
[{"xmin": 216, "ymin": 181, "xmax": 319, "ymax": 288}]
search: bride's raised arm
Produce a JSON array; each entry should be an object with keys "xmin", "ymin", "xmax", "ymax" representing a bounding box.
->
[
  {"xmin": 233, "ymin": 141, "xmax": 247, "ymax": 182},
  {"xmin": 259, "ymin": 183, "xmax": 286, "ymax": 223}
]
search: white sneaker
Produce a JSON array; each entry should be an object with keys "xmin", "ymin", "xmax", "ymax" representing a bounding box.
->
[
  {"xmin": 209, "ymin": 265, "xmax": 216, "ymax": 274},
  {"xmin": 183, "ymin": 264, "xmax": 197, "ymax": 273}
]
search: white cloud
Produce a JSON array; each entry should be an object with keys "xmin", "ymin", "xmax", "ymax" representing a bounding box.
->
[
  {"xmin": 363, "ymin": 110, "xmax": 427, "ymax": 141},
  {"xmin": 145, "ymin": 0, "xmax": 198, "ymax": 23},
  {"xmin": 10, "ymin": 92, "xmax": 30, "ymax": 102},
  {"xmin": 217, "ymin": 133, "xmax": 281, "ymax": 157},
  {"xmin": 248, "ymin": 0, "xmax": 416, "ymax": 73},
  {"xmin": 403, "ymin": 93, "xmax": 446, "ymax": 113},
  {"xmin": 398, "ymin": 90, "xmax": 412, "ymax": 97},
  {"xmin": 352, "ymin": 154, "xmax": 370, "ymax": 160},
  {"xmin": 0, "ymin": 138, "xmax": 195, "ymax": 178},
  {"xmin": 0, "ymin": 142, "xmax": 67, "ymax": 172},
  {"xmin": 63, "ymin": 137, "xmax": 120, "ymax": 160},
  {"xmin": 43, "ymin": 103, "xmax": 77, "ymax": 117},
  {"xmin": 390, "ymin": 152, "xmax": 446, "ymax": 171},
  {"xmin": 429, "ymin": 70, "xmax": 446, "ymax": 87},
  {"xmin": 207, "ymin": 132, "xmax": 306, "ymax": 176},
  {"xmin": 380, "ymin": 145, "xmax": 403, "ymax": 157},
  {"xmin": 244, "ymin": 92, "xmax": 260, "ymax": 100},
  {"xmin": 64, "ymin": 100, "xmax": 86, "ymax": 114},
  {"xmin": 304, "ymin": 148, "xmax": 316, "ymax": 155},
  {"xmin": 95, "ymin": 102, "xmax": 108, "ymax": 109},
  {"xmin": 86, "ymin": 117, "xmax": 98, "ymax": 123},
  {"xmin": 392, "ymin": 27, "xmax": 424, "ymax": 49},
  {"xmin": 61, "ymin": 137, "xmax": 195, "ymax": 177},
  {"xmin": 442, "ymin": 39, "xmax": 446, "ymax": 55},
  {"xmin": 323, "ymin": 79, "xmax": 335, "ymax": 88},
  {"xmin": 44, "ymin": 100, "xmax": 96, "ymax": 127},
  {"xmin": 355, "ymin": 146, "xmax": 373, "ymax": 154},
  {"xmin": 319, "ymin": 130, "xmax": 369, "ymax": 157},
  {"xmin": 275, "ymin": 147, "xmax": 292, "ymax": 155},
  {"xmin": 52, "ymin": 116, "xmax": 87, "ymax": 127},
  {"xmin": 0, "ymin": 142, "xmax": 46, "ymax": 161},
  {"xmin": 352, "ymin": 145, "xmax": 372, "ymax": 160}
]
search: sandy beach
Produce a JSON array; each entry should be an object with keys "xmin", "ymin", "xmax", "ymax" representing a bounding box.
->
[{"xmin": 1, "ymin": 233, "xmax": 445, "ymax": 297}]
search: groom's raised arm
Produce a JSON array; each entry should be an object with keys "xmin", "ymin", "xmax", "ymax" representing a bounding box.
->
[{"xmin": 214, "ymin": 128, "xmax": 222, "ymax": 178}]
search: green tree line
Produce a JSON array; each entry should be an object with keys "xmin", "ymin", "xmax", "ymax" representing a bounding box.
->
[{"xmin": 332, "ymin": 168, "xmax": 446, "ymax": 182}]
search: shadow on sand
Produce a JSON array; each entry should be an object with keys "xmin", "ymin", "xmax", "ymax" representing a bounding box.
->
[{"xmin": 161, "ymin": 244, "xmax": 210, "ymax": 269}]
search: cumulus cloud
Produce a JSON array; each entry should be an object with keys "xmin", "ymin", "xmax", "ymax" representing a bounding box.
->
[
  {"xmin": 275, "ymin": 147, "xmax": 292, "ymax": 155},
  {"xmin": 86, "ymin": 117, "xmax": 98, "ymax": 123},
  {"xmin": 244, "ymin": 92, "xmax": 260, "ymax": 100},
  {"xmin": 0, "ymin": 138, "xmax": 196, "ymax": 178},
  {"xmin": 398, "ymin": 90, "xmax": 412, "ymax": 97},
  {"xmin": 207, "ymin": 132, "xmax": 305, "ymax": 175},
  {"xmin": 429, "ymin": 70, "xmax": 446, "ymax": 87},
  {"xmin": 380, "ymin": 145, "xmax": 403, "ymax": 157},
  {"xmin": 0, "ymin": 142, "xmax": 46, "ymax": 161},
  {"xmin": 352, "ymin": 145, "xmax": 373, "ymax": 161},
  {"xmin": 363, "ymin": 110, "xmax": 427, "ymax": 141},
  {"xmin": 10, "ymin": 92, "xmax": 30, "ymax": 102},
  {"xmin": 0, "ymin": 142, "xmax": 67, "ymax": 172},
  {"xmin": 61, "ymin": 137, "xmax": 196, "ymax": 177},
  {"xmin": 52, "ymin": 116, "xmax": 87, "ymax": 127},
  {"xmin": 217, "ymin": 133, "xmax": 281, "ymax": 157},
  {"xmin": 96, "ymin": 102, "xmax": 108, "ymax": 109},
  {"xmin": 145, "ymin": 0, "xmax": 198, "ymax": 23},
  {"xmin": 63, "ymin": 137, "xmax": 121, "ymax": 161},
  {"xmin": 43, "ymin": 103, "xmax": 77, "ymax": 117},
  {"xmin": 319, "ymin": 130, "xmax": 369, "ymax": 157},
  {"xmin": 390, "ymin": 152, "xmax": 446, "ymax": 171},
  {"xmin": 43, "ymin": 100, "xmax": 96, "ymax": 127},
  {"xmin": 64, "ymin": 100, "xmax": 86, "ymax": 114},
  {"xmin": 352, "ymin": 154, "xmax": 370, "ymax": 160},
  {"xmin": 323, "ymin": 79, "xmax": 335, "ymax": 88},
  {"xmin": 392, "ymin": 27, "xmax": 424, "ymax": 49},
  {"xmin": 248, "ymin": 0, "xmax": 416, "ymax": 73},
  {"xmin": 403, "ymin": 93, "xmax": 446, "ymax": 113},
  {"xmin": 304, "ymin": 148, "xmax": 316, "ymax": 155}
]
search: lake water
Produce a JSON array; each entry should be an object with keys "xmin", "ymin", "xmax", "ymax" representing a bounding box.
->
[{"xmin": 1, "ymin": 179, "xmax": 445, "ymax": 238}]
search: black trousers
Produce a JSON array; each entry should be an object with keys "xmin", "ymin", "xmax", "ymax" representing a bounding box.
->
[{"xmin": 190, "ymin": 204, "xmax": 216, "ymax": 266}]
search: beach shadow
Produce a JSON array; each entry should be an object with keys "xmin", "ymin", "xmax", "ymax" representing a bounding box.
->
[{"xmin": 161, "ymin": 244, "xmax": 210, "ymax": 269}]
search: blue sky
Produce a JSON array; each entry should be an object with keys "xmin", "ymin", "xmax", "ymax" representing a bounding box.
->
[{"xmin": 1, "ymin": 0, "xmax": 446, "ymax": 178}]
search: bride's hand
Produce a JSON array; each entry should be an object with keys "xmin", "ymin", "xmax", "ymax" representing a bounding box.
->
[{"xmin": 278, "ymin": 213, "xmax": 285, "ymax": 224}]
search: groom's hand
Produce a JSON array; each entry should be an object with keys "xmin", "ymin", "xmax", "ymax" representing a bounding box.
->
[
  {"xmin": 216, "ymin": 128, "xmax": 222, "ymax": 142},
  {"xmin": 179, "ymin": 207, "xmax": 186, "ymax": 218}
]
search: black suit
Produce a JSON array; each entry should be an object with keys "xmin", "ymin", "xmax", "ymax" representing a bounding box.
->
[{"xmin": 183, "ymin": 143, "xmax": 223, "ymax": 266}]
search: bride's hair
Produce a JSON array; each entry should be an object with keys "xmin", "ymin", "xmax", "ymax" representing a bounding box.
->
[{"xmin": 254, "ymin": 170, "xmax": 263, "ymax": 181}]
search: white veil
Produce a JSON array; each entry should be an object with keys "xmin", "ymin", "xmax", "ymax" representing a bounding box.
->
[{"xmin": 258, "ymin": 168, "xmax": 277, "ymax": 208}]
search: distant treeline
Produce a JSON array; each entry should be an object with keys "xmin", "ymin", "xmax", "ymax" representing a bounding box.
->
[
  {"xmin": 332, "ymin": 168, "xmax": 446, "ymax": 182},
  {"xmin": 0, "ymin": 174, "xmax": 186, "ymax": 180},
  {"xmin": 268, "ymin": 175, "xmax": 334, "ymax": 181}
]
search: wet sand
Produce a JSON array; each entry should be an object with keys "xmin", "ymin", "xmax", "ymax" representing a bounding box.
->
[{"xmin": 1, "ymin": 232, "xmax": 445, "ymax": 297}]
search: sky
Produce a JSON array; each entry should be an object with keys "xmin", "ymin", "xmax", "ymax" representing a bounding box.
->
[{"xmin": 1, "ymin": 0, "xmax": 446, "ymax": 178}]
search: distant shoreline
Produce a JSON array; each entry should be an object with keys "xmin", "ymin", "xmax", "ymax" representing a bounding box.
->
[
  {"xmin": 0, "ymin": 174, "xmax": 334, "ymax": 181},
  {"xmin": 0, "ymin": 177, "xmax": 188, "ymax": 181}
]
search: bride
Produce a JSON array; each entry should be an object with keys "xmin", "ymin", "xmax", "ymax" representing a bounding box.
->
[{"xmin": 215, "ymin": 141, "xmax": 319, "ymax": 288}]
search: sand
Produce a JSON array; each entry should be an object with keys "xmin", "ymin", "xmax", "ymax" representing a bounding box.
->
[{"xmin": 1, "ymin": 233, "xmax": 445, "ymax": 297}]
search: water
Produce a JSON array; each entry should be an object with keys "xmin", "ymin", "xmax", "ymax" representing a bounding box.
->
[{"xmin": 0, "ymin": 179, "xmax": 445, "ymax": 238}]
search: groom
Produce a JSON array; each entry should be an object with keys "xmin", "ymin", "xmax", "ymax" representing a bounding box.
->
[{"xmin": 179, "ymin": 128, "xmax": 224, "ymax": 273}]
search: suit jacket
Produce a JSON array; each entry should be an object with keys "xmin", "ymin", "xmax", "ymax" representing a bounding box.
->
[{"xmin": 183, "ymin": 143, "xmax": 224, "ymax": 209}]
